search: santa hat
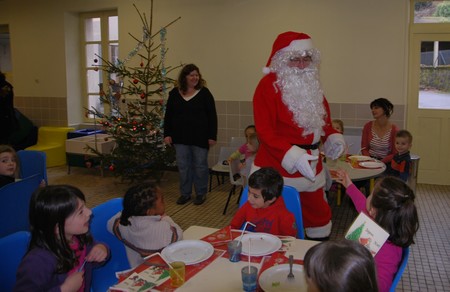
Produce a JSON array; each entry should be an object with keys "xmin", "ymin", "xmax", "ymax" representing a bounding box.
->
[{"xmin": 263, "ymin": 31, "xmax": 314, "ymax": 74}]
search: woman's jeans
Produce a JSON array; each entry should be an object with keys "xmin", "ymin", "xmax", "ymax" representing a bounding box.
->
[{"xmin": 174, "ymin": 144, "xmax": 209, "ymax": 198}]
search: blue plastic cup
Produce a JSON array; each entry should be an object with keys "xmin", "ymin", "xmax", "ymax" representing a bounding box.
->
[
  {"xmin": 241, "ymin": 265, "xmax": 258, "ymax": 291},
  {"xmin": 227, "ymin": 240, "xmax": 242, "ymax": 262}
]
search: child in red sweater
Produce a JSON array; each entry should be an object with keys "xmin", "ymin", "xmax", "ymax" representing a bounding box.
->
[{"xmin": 230, "ymin": 167, "xmax": 297, "ymax": 237}]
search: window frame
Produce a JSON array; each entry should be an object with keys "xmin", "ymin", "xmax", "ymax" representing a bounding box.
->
[{"xmin": 80, "ymin": 10, "xmax": 118, "ymax": 122}]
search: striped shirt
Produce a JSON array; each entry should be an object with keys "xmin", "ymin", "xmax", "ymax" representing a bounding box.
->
[{"xmin": 369, "ymin": 127, "xmax": 392, "ymax": 159}]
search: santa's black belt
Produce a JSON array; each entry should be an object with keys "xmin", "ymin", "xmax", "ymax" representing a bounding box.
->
[{"xmin": 294, "ymin": 142, "xmax": 320, "ymax": 150}]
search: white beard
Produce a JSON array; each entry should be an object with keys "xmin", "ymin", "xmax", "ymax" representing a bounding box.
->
[{"xmin": 272, "ymin": 56, "xmax": 326, "ymax": 136}]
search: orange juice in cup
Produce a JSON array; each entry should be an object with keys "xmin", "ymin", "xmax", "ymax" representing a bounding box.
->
[{"xmin": 350, "ymin": 157, "xmax": 359, "ymax": 168}]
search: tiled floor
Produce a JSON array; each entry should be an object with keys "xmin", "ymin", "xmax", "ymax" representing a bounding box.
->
[{"xmin": 48, "ymin": 166, "xmax": 450, "ymax": 291}]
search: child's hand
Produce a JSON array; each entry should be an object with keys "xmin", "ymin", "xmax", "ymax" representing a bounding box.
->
[
  {"xmin": 238, "ymin": 162, "xmax": 245, "ymax": 170},
  {"xmin": 85, "ymin": 244, "xmax": 108, "ymax": 263},
  {"xmin": 334, "ymin": 169, "xmax": 352, "ymax": 188},
  {"xmin": 60, "ymin": 271, "xmax": 83, "ymax": 292}
]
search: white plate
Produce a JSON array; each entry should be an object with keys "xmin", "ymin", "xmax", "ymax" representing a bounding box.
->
[
  {"xmin": 259, "ymin": 264, "xmax": 307, "ymax": 292},
  {"xmin": 348, "ymin": 155, "xmax": 372, "ymax": 161},
  {"xmin": 161, "ymin": 240, "xmax": 214, "ymax": 265},
  {"xmin": 359, "ymin": 161, "xmax": 384, "ymax": 168},
  {"xmin": 240, "ymin": 233, "xmax": 282, "ymax": 256}
]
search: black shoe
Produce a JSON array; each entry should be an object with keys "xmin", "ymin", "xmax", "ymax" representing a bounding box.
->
[
  {"xmin": 193, "ymin": 196, "xmax": 206, "ymax": 205},
  {"xmin": 176, "ymin": 196, "xmax": 191, "ymax": 205}
]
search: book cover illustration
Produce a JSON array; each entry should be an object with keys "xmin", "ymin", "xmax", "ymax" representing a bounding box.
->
[
  {"xmin": 345, "ymin": 212, "xmax": 389, "ymax": 256},
  {"xmin": 110, "ymin": 265, "xmax": 169, "ymax": 292}
]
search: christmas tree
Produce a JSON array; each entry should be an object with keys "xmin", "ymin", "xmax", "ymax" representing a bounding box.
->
[
  {"xmin": 87, "ymin": 2, "xmax": 181, "ymax": 182},
  {"xmin": 345, "ymin": 222, "xmax": 365, "ymax": 241}
]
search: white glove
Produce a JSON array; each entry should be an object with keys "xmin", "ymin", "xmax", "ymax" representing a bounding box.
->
[
  {"xmin": 294, "ymin": 153, "xmax": 318, "ymax": 181},
  {"xmin": 324, "ymin": 133, "xmax": 346, "ymax": 160}
]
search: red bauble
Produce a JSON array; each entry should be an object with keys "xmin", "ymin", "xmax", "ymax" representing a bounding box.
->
[
  {"xmin": 133, "ymin": 79, "xmax": 138, "ymax": 84},
  {"xmin": 140, "ymin": 62, "xmax": 144, "ymax": 67},
  {"xmin": 140, "ymin": 93, "xmax": 145, "ymax": 99},
  {"xmin": 109, "ymin": 165, "xmax": 115, "ymax": 171}
]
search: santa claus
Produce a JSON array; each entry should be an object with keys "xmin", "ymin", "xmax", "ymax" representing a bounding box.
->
[{"xmin": 252, "ymin": 31, "xmax": 345, "ymax": 239}]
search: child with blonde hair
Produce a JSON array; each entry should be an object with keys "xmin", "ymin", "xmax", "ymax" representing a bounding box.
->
[
  {"xmin": 0, "ymin": 145, "xmax": 18, "ymax": 188},
  {"xmin": 228, "ymin": 125, "xmax": 259, "ymax": 181}
]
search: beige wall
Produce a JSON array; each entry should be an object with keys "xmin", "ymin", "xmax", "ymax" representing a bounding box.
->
[{"xmin": 0, "ymin": 0, "xmax": 409, "ymax": 162}]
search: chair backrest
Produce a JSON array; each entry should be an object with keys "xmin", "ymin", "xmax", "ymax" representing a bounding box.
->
[
  {"xmin": 211, "ymin": 146, "xmax": 236, "ymax": 172},
  {"xmin": 0, "ymin": 231, "xmax": 31, "ymax": 292},
  {"xmin": 229, "ymin": 157, "xmax": 245, "ymax": 186},
  {"xmin": 0, "ymin": 174, "xmax": 42, "ymax": 238},
  {"xmin": 389, "ymin": 247, "xmax": 410, "ymax": 292},
  {"xmin": 17, "ymin": 150, "xmax": 48, "ymax": 184},
  {"xmin": 238, "ymin": 185, "xmax": 305, "ymax": 239},
  {"xmin": 230, "ymin": 136, "xmax": 246, "ymax": 148},
  {"xmin": 90, "ymin": 197, "xmax": 130, "ymax": 292}
]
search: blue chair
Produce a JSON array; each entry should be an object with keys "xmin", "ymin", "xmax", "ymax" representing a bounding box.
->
[
  {"xmin": 238, "ymin": 185, "xmax": 305, "ymax": 239},
  {"xmin": 389, "ymin": 247, "xmax": 410, "ymax": 292},
  {"xmin": 0, "ymin": 231, "xmax": 31, "ymax": 292},
  {"xmin": 17, "ymin": 150, "xmax": 48, "ymax": 184},
  {"xmin": 90, "ymin": 197, "xmax": 130, "ymax": 292},
  {"xmin": 0, "ymin": 173, "xmax": 42, "ymax": 238}
]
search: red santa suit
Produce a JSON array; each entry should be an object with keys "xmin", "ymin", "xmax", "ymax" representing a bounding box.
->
[{"xmin": 252, "ymin": 32, "xmax": 345, "ymax": 239}]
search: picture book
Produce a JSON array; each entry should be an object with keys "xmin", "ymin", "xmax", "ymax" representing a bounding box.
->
[{"xmin": 345, "ymin": 212, "xmax": 390, "ymax": 256}]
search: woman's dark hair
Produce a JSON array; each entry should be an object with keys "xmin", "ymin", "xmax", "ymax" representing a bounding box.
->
[
  {"xmin": 371, "ymin": 176, "xmax": 419, "ymax": 247},
  {"xmin": 28, "ymin": 185, "xmax": 92, "ymax": 273},
  {"xmin": 248, "ymin": 167, "xmax": 283, "ymax": 201},
  {"xmin": 370, "ymin": 98, "xmax": 394, "ymax": 118},
  {"xmin": 304, "ymin": 239, "xmax": 378, "ymax": 292},
  {"xmin": 120, "ymin": 181, "xmax": 159, "ymax": 226},
  {"xmin": 177, "ymin": 64, "xmax": 205, "ymax": 94}
]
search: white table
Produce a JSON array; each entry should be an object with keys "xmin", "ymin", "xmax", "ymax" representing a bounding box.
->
[
  {"xmin": 326, "ymin": 158, "xmax": 386, "ymax": 205},
  {"xmin": 174, "ymin": 226, "xmax": 319, "ymax": 292}
]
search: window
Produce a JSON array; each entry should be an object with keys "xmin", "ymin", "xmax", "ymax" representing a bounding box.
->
[
  {"xmin": 419, "ymin": 41, "xmax": 450, "ymax": 109},
  {"xmin": 414, "ymin": 1, "xmax": 450, "ymax": 23},
  {"xmin": 81, "ymin": 11, "xmax": 118, "ymax": 120}
]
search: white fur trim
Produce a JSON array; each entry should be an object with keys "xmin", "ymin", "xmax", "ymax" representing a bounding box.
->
[
  {"xmin": 283, "ymin": 39, "xmax": 314, "ymax": 52},
  {"xmin": 282, "ymin": 146, "xmax": 307, "ymax": 174},
  {"xmin": 262, "ymin": 67, "xmax": 271, "ymax": 74},
  {"xmin": 305, "ymin": 220, "xmax": 332, "ymax": 238},
  {"xmin": 284, "ymin": 167, "xmax": 326, "ymax": 192}
]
